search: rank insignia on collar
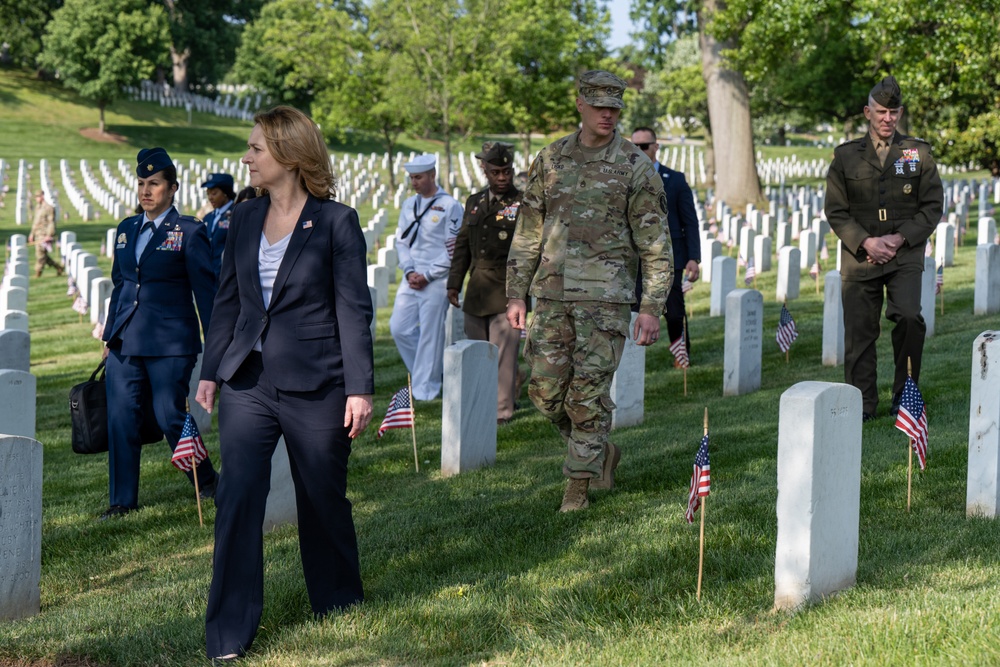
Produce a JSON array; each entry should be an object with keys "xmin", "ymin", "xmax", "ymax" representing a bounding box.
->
[{"xmin": 303, "ymin": 220, "xmax": 313, "ymax": 229}]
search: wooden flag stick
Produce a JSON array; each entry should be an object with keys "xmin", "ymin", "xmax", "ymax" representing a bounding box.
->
[
  {"xmin": 696, "ymin": 407, "xmax": 708, "ymax": 602},
  {"xmin": 905, "ymin": 357, "xmax": 913, "ymax": 512},
  {"xmin": 940, "ymin": 282, "xmax": 944, "ymax": 315},
  {"xmin": 192, "ymin": 454, "xmax": 204, "ymax": 527},
  {"xmin": 907, "ymin": 442, "xmax": 913, "ymax": 513},
  {"xmin": 407, "ymin": 373, "xmax": 419, "ymax": 473},
  {"xmin": 683, "ymin": 367, "xmax": 688, "ymax": 397}
]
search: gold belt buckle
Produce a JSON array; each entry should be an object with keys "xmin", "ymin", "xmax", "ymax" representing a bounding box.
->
[{"xmin": 879, "ymin": 208, "xmax": 887, "ymax": 222}]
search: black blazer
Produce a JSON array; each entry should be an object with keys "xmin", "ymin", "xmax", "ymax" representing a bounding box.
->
[
  {"xmin": 200, "ymin": 194, "xmax": 374, "ymax": 395},
  {"xmin": 657, "ymin": 164, "xmax": 701, "ymax": 269}
]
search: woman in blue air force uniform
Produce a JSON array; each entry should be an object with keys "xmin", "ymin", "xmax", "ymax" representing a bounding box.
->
[
  {"xmin": 195, "ymin": 106, "xmax": 374, "ymax": 662},
  {"xmin": 100, "ymin": 147, "xmax": 219, "ymax": 520}
]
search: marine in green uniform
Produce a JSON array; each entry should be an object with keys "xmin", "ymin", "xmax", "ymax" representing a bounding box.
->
[
  {"xmin": 825, "ymin": 75, "xmax": 943, "ymax": 421},
  {"xmin": 505, "ymin": 70, "xmax": 673, "ymax": 512},
  {"xmin": 447, "ymin": 141, "xmax": 523, "ymax": 424}
]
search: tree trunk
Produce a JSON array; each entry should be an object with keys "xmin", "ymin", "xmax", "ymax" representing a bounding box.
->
[
  {"xmin": 698, "ymin": 0, "xmax": 762, "ymax": 209},
  {"xmin": 98, "ymin": 101, "xmax": 106, "ymax": 134},
  {"xmin": 381, "ymin": 126, "xmax": 398, "ymax": 191},
  {"xmin": 521, "ymin": 130, "xmax": 532, "ymax": 166},
  {"xmin": 170, "ymin": 44, "xmax": 190, "ymax": 93},
  {"xmin": 703, "ymin": 124, "xmax": 716, "ymax": 193}
]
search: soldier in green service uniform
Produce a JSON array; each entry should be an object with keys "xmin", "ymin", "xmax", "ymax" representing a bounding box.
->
[
  {"xmin": 826, "ymin": 75, "xmax": 943, "ymax": 422},
  {"xmin": 448, "ymin": 141, "xmax": 523, "ymax": 425},
  {"xmin": 505, "ymin": 70, "xmax": 673, "ymax": 512}
]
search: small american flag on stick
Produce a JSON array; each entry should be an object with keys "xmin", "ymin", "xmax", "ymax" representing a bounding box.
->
[{"xmin": 685, "ymin": 434, "xmax": 711, "ymax": 523}]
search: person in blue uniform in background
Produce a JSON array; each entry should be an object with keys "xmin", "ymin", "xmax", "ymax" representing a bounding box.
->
[
  {"xmin": 201, "ymin": 172, "xmax": 235, "ymax": 278},
  {"xmin": 100, "ymin": 147, "xmax": 219, "ymax": 520}
]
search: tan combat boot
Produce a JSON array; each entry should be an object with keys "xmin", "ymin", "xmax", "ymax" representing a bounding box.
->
[
  {"xmin": 591, "ymin": 442, "xmax": 620, "ymax": 491},
  {"xmin": 559, "ymin": 478, "xmax": 590, "ymax": 512}
]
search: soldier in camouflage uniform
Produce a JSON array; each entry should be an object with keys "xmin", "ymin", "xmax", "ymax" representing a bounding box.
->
[
  {"xmin": 505, "ymin": 70, "xmax": 674, "ymax": 512},
  {"xmin": 28, "ymin": 190, "xmax": 62, "ymax": 278}
]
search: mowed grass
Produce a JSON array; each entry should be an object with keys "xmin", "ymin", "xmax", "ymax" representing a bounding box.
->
[{"xmin": 3, "ymin": 66, "xmax": 1000, "ymax": 666}]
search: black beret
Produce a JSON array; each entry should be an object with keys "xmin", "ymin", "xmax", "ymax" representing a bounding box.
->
[
  {"xmin": 136, "ymin": 147, "xmax": 174, "ymax": 177},
  {"xmin": 869, "ymin": 76, "xmax": 902, "ymax": 108}
]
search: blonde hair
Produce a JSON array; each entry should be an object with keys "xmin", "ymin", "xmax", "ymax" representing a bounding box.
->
[{"xmin": 252, "ymin": 106, "xmax": 337, "ymax": 199}]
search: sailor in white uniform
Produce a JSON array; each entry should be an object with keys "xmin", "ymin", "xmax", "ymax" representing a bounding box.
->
[{"xmin": 389, "ymin": 154, "xmax": 464, "ymax": 400}]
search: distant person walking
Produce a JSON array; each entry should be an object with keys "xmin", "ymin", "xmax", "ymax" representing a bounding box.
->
[
  {"xmin": 825, "ymin": 75, "xmax": 943, "ymax": 422},
  {"xmin": 28, "ymin": 190, "xmax": 61, "ymax": 277}
]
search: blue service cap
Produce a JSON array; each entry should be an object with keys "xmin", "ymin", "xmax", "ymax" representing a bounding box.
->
[
  {"xmin": 136, "ymin": 147, "xmax": 174, "ymax": 177},
  {"xmin": 404, "ymin": 154, "xmax": 436, "ymax": 174},
  {"xmin": 201, "ymin": 173, "xmax": 235, "ymax": 189}
]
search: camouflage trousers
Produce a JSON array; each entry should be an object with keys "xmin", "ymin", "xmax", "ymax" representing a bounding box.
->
[
  {"xmin": 35, "ymin": 244, "xmax": 60, "ymax": 276},
  {"xmin": 524, "ymin": 299, "xmax": 629, "ymax": 479}
]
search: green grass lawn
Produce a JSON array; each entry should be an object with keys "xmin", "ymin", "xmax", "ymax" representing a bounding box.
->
[{"xmin": 3, "ymin": 65, "xmax": 1000, "ymax": 666}]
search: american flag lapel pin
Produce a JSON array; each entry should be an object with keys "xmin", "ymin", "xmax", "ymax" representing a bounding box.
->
[{"xmin": 302, "ymin": 220, "xmax": 313, "ymax": 229}]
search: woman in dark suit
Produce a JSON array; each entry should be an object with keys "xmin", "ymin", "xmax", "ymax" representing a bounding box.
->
[{"xmin": 195, "ymin": 106, "xmax": 374, "ymax": 662}]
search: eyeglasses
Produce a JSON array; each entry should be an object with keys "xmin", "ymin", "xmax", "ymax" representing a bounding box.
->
[{"xmin": 634, "ymin": 142, "xmax": 657, "ymax": 150}]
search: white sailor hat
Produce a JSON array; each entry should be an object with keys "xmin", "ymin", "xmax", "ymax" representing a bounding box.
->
[{"xmin": 403, "ymin": 154, "xmax": 437, "ymax": 174}]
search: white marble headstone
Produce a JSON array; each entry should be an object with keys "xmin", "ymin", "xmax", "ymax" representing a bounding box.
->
[
  {"xmin": 610, "ymin": 312, "xmax": 645, "ymax": 429},
  {"xmin": 822, "ymin": 270, "xmax": 844, "ymax": 366},
  {"xmin": 367, "ymin": 264, "xmax": 388, "ymax": 308},
  {"xmin": 974, "ymin": 244, "xmax": 1000, "ymax": 316},
  {"xmin": 936, "ymin": 222, "xmax": 955, "ymax": 268},
  {"xmin": 776, "ymin": 246, "xmax": 801, "ymax": 303},
  {"xmin": 2, "ymin": 311, "xmax": 28, "ymax": 333},
  {"xmin": 0, "ymin": 370, "xmax": 35, "ymax": 438},
  {"xmin": 0, "ymin": 435, "xmax": 42, "ymax": 620},
  {"xmin": 0, "ymin": 330, "xmax": 30, "ymax": 372},
  {"xmin": 920, "ymin": 257, "xmax": 936, "ymax": 338},
  {"xmin": 700, "ymin": 238, "xmax": 721, "ymax": 283},
  {"xmin": 775, "ymin": 381, "xmax": 862, "ymax": 611},
  {"xmin": 0, "ymin": 286, "xmax": 27, "ymax": 313},
  {"xmin": 968, "ymin": 331, "xmax": 1000, "ymax": 517},
  {"xmin": 710, "ymin": 256, "xmax": 736, "ymax": 317},
  {"xmin": 441, "ymin": 340, "xmax": 498, "ymax": 477},
  {"xmin": 723, "ymin": 289, "xmax": 762, "ymax": 396}
]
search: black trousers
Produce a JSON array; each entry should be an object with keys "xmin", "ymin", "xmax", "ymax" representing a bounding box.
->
[
  {"xmin": 841, "ymin": 265, "xmax": 925, "ymax": 415},
  {"xmin": 664, "ymin": 269, "xmax": 689, "ymax": 352},
  {"xmin": 205, "ymin": 352, "xmax": 363, "ymax": 658}
]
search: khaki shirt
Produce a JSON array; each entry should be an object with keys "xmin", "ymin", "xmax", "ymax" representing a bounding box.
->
[{"xmin": 506, "ymin": 130, "xmax": 673, "ymax": 316}]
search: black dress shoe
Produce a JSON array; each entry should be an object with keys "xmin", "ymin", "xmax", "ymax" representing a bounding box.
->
[
  {"xmin": 98, "ymin": 505, "xmax": 132, "ymax": 521},
  {"xmin": 889, "ymin": 392, "xmax": 902, "ymax": 417},
  {"xmin": 199, "ymin": 476, "xmax": 218, "ymax": 500},
  {"xmin": 862, "ymin": 412, "xmax": 876, "ymax": 423}
]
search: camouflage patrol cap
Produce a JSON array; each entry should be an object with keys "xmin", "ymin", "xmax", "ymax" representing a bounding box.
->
[
  {"xmin": 578, "ymin": 70, "xmax": 626, "ymax": 109},
  {"xmin": 475, "ymin": 141, "xmax": 514, "ymax": 167},
  {"xmin": 869, "ymin": 75, "xmax": 902, "ymax": 108}
]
